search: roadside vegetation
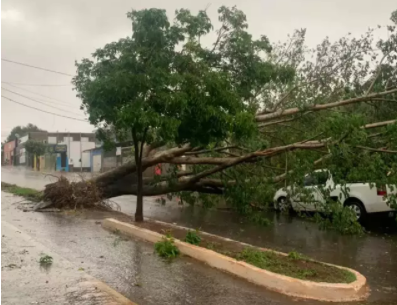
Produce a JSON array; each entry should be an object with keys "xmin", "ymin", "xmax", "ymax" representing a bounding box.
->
[
  {"xmin": 154, "ymin": 235, "xmax": 180, "ymax": 260},
  {"xmin": 149, "ymin": 221, "xmax": 356, "ymax": 283},
  {"xmin": 184, "ymin": 229, "xmax": 201, "ymax": 245},
  {"xmin": 2, "ymin": 182, "xmax": 43, "ymax": 202},
  {"xmin": 236, "ymin": 248, "xmax": 356, "ymax": 283}
]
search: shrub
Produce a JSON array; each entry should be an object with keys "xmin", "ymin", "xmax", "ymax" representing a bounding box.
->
[
  {"xmin": 288, "ymin": 251, "xmax": 305, "ymax": 260},
  {"xmin": 184, "ymin": 229, "xmax": 201, "ymax": 245},
  {"xmin": 39, "ymin": 254, "xmax": 53, "ymax": 265},
  {"xmin": 154, "ymin": 236, "xmax": 180, "ymax": 260}
]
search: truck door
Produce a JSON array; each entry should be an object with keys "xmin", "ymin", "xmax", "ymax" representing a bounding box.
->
[{"xmin": 297, "ymin": 171, "xmax": 329, "ymax": 211}]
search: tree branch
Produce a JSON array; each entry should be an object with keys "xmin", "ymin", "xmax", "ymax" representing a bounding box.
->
[
  {"xmin": 365, "ymin": 53, "xmax": 388, "ymax": 96},
  {"xmin": 354, "ymin": 146, "xmax": 397, "ymax": 154},
  {"xmin": 362, "ymin": 119, "xmax": 396, "ymax": 129},
  {"xmin": 255, "ymin": 88, "xmax": 397, "ymax": 123},
  {"xmin": 184, "ymin": 146, "xmax": 236, "ymax": 155}
]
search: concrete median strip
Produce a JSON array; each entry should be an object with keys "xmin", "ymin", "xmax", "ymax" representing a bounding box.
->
[{"xmin": 103, "ymin": 218, "xmax": 368, "ymax": 302}]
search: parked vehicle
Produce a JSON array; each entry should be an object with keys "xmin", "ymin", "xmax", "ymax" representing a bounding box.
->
[{"xmin": 273, "ymin": 169, "xmax": 396, "ymax": 221}]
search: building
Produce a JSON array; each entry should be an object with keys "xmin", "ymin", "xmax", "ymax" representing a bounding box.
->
[
  {"xmin": 3, "ymin": 139, "xmax": 17, "ymax": 166},
  {"xmin": 50, "ymin": 132, "xmax": 96, "ymax": 172},
  {"xmin": 83, "ymin": 143, "xmax": 174, "ymax": 178},
  {"xmin": 83, "ymin": 146, "xmax": 123, "ymax": 173},
  {"xmin": 15, "ymin": 131, "xmax": 96, "ymax": 172}
]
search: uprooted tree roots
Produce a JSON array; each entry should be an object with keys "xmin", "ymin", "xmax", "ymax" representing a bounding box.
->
[{"xmin": 43, "ymin": 176, "xmax": 114, "ymax": 210}]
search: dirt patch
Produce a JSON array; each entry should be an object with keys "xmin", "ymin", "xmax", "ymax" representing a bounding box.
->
[{"xmin": 135, "ymin": 220, "xmax": 356, "ymax": 284}]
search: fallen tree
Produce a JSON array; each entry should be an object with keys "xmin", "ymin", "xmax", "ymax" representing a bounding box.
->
[{"xmin": 44, "ymin": 7, "xmax": 397, "ymax": 224}]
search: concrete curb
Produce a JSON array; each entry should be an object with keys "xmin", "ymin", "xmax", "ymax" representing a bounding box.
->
[{"xmin": 103, "ymin": 218, "xmax": 368, "ymax": 302}]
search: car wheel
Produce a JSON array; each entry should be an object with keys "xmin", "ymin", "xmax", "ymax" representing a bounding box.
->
[
  {"xmin": 346, "ymin": 200, "xmax": 366, "ymax": 222},
  {"xmin": 276, "ymin": 197, "xmax": 292, "ymax": 212}
]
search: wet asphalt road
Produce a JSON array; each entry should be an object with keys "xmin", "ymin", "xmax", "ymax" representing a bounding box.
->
[
  {"xmin": 2, "ymin": 219, "xmax": 135, "ymax": 304},
  {"xmin": 2, "ymin": 167, "xmax": 397, "ymax": 304}
]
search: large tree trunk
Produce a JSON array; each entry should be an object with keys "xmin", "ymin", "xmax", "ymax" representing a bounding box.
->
[{"xmin": 132, "ymin": 128, "xmax": 145, "ymax": 222}]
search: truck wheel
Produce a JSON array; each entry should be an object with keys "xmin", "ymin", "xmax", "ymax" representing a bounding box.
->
[
  {"xmin": 345, "ymin": 200, "xmax": 366, "ymax": 222},
  {"xmin": 276, "ymin": 197, "xmax": 292, "ymax": 212}
]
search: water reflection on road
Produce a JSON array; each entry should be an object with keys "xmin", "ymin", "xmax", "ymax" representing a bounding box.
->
[{"xmin": 2, "ymin": 166, "xmax": 397, "ymax": 304}]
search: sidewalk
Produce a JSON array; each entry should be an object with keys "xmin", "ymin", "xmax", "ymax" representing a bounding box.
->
[{"xmin": 1, "ymin": 220, "xmax": 136, "ymax": 305}]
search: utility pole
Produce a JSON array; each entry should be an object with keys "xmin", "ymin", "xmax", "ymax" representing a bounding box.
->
[
  {"xmin": 68, "ymin": 131, "xmax": 70, "ymax": 172},
  {"xmin": 80, "ymin": 133, "xmax": 82, "ymax": 172}
]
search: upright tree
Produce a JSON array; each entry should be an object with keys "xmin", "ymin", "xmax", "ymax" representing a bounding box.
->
[
  {"xmin": 73, "ymin": 7, "xmax": 292, "ymax": 221},
  {"xmin": 5, "ymin": 123, "xmax": 45, "ymax": 143}
]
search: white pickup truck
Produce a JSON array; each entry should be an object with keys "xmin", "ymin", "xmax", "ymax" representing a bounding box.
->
[{"xmin": 273, "ymin": 169, "xmax": 396, "ymax": 221}]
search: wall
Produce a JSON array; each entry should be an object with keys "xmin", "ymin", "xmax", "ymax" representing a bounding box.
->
[
  {"xmin": 59, "ymin": 139, "xmax": 95, "ymax": 171},
  {"xmin": 89, "ymin": 148, "xmax": 103, "ymax": 172},
  {"xmin": 28, "ymin": 132, "xmax": 48, "ymax": 142},
  {"xmin": 44, "ymin": 154, "xmax": 57, "ymax": 171},
  {"xmin": 48, "ymin": 136, "xmax": 57, "ymax": 144},
  {"xmin": 19, "ymin": 148, "xmax": 26, "ymax": 164},
  {"xmin": 3, "ymin": 140, "xmax": 16, "ymax": 165},
  {"xmin": 103, "ymin": 156, "xmax": 117, "ymax": 171},
  {"xmin": 82, "ymin": 151, "xmax": 91, "ymax": 168}
]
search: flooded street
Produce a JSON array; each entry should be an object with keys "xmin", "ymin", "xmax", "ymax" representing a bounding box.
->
[{"xmin": 2, "ymin": 167, "xmax": 397, "ymax": 304}]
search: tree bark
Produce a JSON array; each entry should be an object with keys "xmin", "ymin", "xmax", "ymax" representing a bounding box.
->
[
  {"xmin": 255, "ymin": 88, "xmax": 397, "ymax": 123},
  {"xmin": 132, "ymin": 128, "xmax": 144, "ymax": 222}
]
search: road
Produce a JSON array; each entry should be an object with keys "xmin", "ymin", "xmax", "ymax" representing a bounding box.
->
[
  {"xmin": 2, "ymin": 219, "xmax": 135, "ymax": 304},
  {"xmin": 2, "ymin": 166, "xmax": 397, "ymax": 304}
]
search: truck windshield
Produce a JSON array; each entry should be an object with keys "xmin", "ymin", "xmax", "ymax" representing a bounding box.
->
[{"xmin": 304, "ymin": 171, "xmax": 329, "ymax": 186}]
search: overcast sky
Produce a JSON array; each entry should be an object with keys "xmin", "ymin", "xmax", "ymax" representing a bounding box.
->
[{"xmin": 1, "ymin": 0, "xmax": 396, "ymax": 141}]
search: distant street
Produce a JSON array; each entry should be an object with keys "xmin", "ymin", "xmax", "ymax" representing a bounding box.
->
[{"xmin": 2, "ymin": 167, "xmax": 397, "ymax": 304}]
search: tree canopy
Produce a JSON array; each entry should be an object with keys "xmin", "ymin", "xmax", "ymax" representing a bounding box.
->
[
  {"xmin": 57, "ymin": 6, "xmax": 397, "ymax": 229},
  {"xmin": 24, "ymin": 140, "xmax": 47, "ymax": 156},
  {"xmin": 5, "ymin": 124, "xmax": 46, "ymax": 143},
  {"xmin": 73, "ymin": 6, "xmax": 295, "ymax": 221}
]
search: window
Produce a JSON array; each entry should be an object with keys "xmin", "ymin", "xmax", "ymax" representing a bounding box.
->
[{"xmin": 304, "ymin": 171, "xmax": 329, "ymax": 186}]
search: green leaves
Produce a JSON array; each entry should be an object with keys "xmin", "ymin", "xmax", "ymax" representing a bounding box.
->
[
  {"xmin": 184, "ymin": 229, "xmax": 201, "ymax": 245},
  {"xmin": 154, "ymin": 235, "xmax": 180, "ymax": 260},
  {"xmin": 5, "ymin": 123, "xmax": 45, "ymax": 143},
  {"xmin": 74, "ymin": 6, "xmax": 285, "ymax": 148},
  {"xmin": 25, "ymin": 140, "xmax": 47, "ymax": 156}
]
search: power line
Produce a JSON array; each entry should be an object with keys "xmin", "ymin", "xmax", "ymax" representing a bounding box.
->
[
  {"xmin": 2, "ymin": 95, "xmax": 88, "ymax": 122},
  {"xmin": 1, "ymin": 87, "xmax": 84, "ymax": 116},
  {"xmin": 2, "ymin": 82, "xmax": 79, "ymax": 106},
  {"xmin": 2, "ymin": 58, "xmax": 74, "ymax": 77},
  {"xmin": 1, "ymin": 87, "xmax": 81, "ymax": 115},
  {"xmin": 1, "ymin": 81, "xmax": 72, "ymax": 87}
]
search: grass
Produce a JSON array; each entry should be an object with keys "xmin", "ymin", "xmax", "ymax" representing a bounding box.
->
[
  {"xmin": 287, "ymin": 250, "xmax": 307, "ymax": 260},
  {"xmin": 39, "ymin": 254, "xmax": 53, "ymax": 266},
  {"xmin": 154, "ymin": 235, "xmax": 180, "ymax": 260},
  {"xmin": 235, "ymin": 248, "xmax": 356, "ymax": 283},
  {"xmin": 2, "ymin": 182, "xmax": 43, "ymax": 202},
  {"xmin": 136, "ymin": 220, "xmax": 357, "ymax": 284}
]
